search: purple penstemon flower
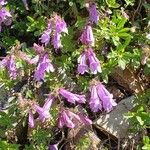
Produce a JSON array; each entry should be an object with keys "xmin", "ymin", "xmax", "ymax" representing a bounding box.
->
[
  {"xmin": 87, "ymin": 3, "xmax": 100, "ymax": 24},
  {"xmin": 52, "ymin": 32, "xmax": 62, "ymax": 49},
  {"xmin": 58, "ymin": 109, "xmax": 81, "ymax": 128},
  {"xmin": 87, "ymin": 48, "xmax": 102, "ymax": 74},
  {"xmin": 80, "ymin": 25, "xmax": 95, "ymax": 46},
  {"xmin": 97, "ymin": 82, "xmax": 117, "ymax": 112},
  {"xmin": 34, "ymin": 52, "xmax": 54, "ymax": 81},
  {"xmin": 40, "ymin": 29, "xmax": 51, "ymax": 46},
  {"xmin": 0, "ymin": 0, "xmax": 7, "ymax": 6},
  {"xmin": 78, "ymin": 113, "xmax": 92, "ymax": 125},
  {"xmin": 28, "ymin": 110, "xmax": 35, "ymax": 128},
  {"xmin": 59, "ymin": 88, "xmax": 86, "ymax": 104},
  {"xmin": 48, "ymin": 144, "xmax": 58, "ymax": 150},
  {"xmin": 77, "ymin": 51, "xmax": 88, "ymax": 74},
  {"xmin": 34, "ymin": 95, "xmax": 54, "ymax": 122},
  {"xmin": 89, "ymin": 84, "xmax": 102, "ymax": 112}
]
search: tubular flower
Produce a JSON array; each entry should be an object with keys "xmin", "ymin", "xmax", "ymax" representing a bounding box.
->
[
  {"xmin": 87, "ymin": 48, "xmax": 102, "ymax": 74},
  {"xmin": 0, "ymin": 7, "xmax": 12, "ymax": 31},
  {"xmin": 34, "ymin": 52, "xmax": 54, "ymax": 81},
  {"xmin": 89, "ymin": 84, "xmax": 102, "ymax": 112},
  {"xmin": 40, "ymin": 14, "xmax": 67, "ymax": 49},
  {"xmin": 78, "ymin": 113, "xmax": 92, "ymax": 125},
  {"xmin": 0, "ymin": 0, "xmax": 7, "ymax": 6},
  {"xmin": 48, "ymin": 144, "xmax": 58, "ymax": 150},
  {"xmin": 59, "ymin": 88, "xmax": 86, "ymax": 104},
  {"xmin": 80, "ymin": 25, "xmax": 95, "ymax": 46},
  {"xmin": 58, "ymin": 109, "xmax": 81, "ymax": 128},
  {"xmin": 97, "ymin": 82, "xmax": 117, "ymax": 112},
  {"xmin": 34, "ymin": 95, "xmax": 54, "ymax": 122},
  {"xmin": 77, "ymin": 48, "xmax": 101, "ymax": 75},
  {"xmin": 0, "ymin": 55, "xmax": 17, "ymax": 79},
  {"xmin": 28, "ymin": 110, "xmax": 35, "ymax": 128},
  {"xmin": 88, "ymin": 3, "xmax": 100, "ymax": 24}
]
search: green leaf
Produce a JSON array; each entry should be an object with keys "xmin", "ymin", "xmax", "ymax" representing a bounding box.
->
[
  {"xmin": 106, "ymin": 0, "xmax": 120, "ymax": 8},
  {"xmin": 118, "ymin": 59, "xmax": 126, "ymax": 70},
  {"xmin": 136, "ymin": 116, "xmax": 144, "ymax": 126}
]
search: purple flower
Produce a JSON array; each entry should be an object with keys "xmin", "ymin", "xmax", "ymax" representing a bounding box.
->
[
  {"xmin": 40, "ymin": 29, "xmax": 51, "ymax": 46},
  {"xmin": 89, "ymin": 84, "xmax": 102, "ymax": 112},
  {"xmin": 0, "ymin": 0, "xmax": 7, "ymax": 6},
  {"xmin": 80, "ymin": 25, "xmax": 95, "ymax": 46},
  {"xmin": 58, "ymin": 110, "xmax": 80, "ymax": 128},
  {"xmin": 34, "ymin": 95, "xmax": 54, "ymax": 122},
  {"xmin": 59, "ymin": 88, "xmax": 86, "ymax": 104},
  {"xmin": 87, "ymin": 48, "xmax": 102, "ymax": 74},
  {"xmin": 28, "ymin": 110, "xmax": 35, "ymax": 128},
  {"xmin": 78, "ymin": 113, "xmax": 92, "ymax": 125},
  {"xmin": 97, "ymin": 82, "xmax": 117, "ymax": 112},
  {"xmin": 77, "ymin": 51, "xmax": 88, "ymax": 74},
  {"xmin": 34, "ymin": 53, "xmax": 54, "ymax": 81},
  {"xmin": 48, "ymin": 144, "xmax": 58, "ymax": 150},
  {"xmin": 52, "ymin": 33, "xmax": 62, "ymax": 49},
  {"xmin": 33, "ymin": 43, "xmax": 44, "ymax": 54},
  {"xmin": 88, "ymin": 3, "xmax": 99, "ymax": 24},
  {"xmin": 77, "ymin": 48, "xmax": 101, "ymax": 75},
  {"xmin": 55, "ymin": 16, "xmax": 68, "ymax": 34}
]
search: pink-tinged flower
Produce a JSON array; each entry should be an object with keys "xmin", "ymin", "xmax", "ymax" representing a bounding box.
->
[
  {"xmin": 40, "ymin": 29, "xmax": 51, "ymax": 46},
  {"xmin": 52, "ymin": 33, "xmax": 62, "ymax": 49},
  {"xmin": 87, "ymin": 48, "xmax": 101, "ymax": 74},
  {"xmin": 87, "ymin": 3, "xmax": 99, "ymax": 24},
  {"xmin": 34, "ymin": 95, "xmax": 54, "ymax": 122},
  {"xmin": 89, "ymin": 85, "xmax": 102, "ymax": 112},
  {"xmin": 33, "ymin": 43, "xmax": 44, "ymax": 54},
  {"xmin": 55, "ymin": 16, "xmax": 68, "ymax": 34},
  {"xmin": 48, "ymin": 144, "xmax": 58, "ymax": 150},
  {"xmin": 59, "ymin": 88, "xmax": 86, "ymax": 104},
  {"xmin": 77, "ymin": 51, "xmax": 88, "ymax": 74},
  {"xmin": 78, "ymin": 113, "xmax": 92, "ymax": 125},
  {"xmin": 22, "ymin": 0, "xmax": 29, "ymax": 10},
  {"xmin": 97, "ymin": 82, "xmax": 117, "ymax": 112},
  {"xmin": 0, "ymin": 0, "xmax": 7, "ymax": 6},
  {"xmin": 58, "ymin": 109, "xmax": 80, "ymax": 128},
  {"xmin": 28, "ymin": 110, "xmax": 35, "ymax": 128},
  {"xmin": 80, "ymin": 25, "xmax": 95, "ymax": 46},
  {"xmin": 34, "ymin": 53, "xmax": 54, "ymax": 81}
]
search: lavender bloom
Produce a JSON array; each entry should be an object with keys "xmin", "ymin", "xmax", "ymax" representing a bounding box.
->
[
  {"xmin": 77, "ymin": 51, "xmax": 88, "ymax": 74},
  {"xmin": 48, "ymin": 144, "xmax": 58, "ymax": 150},
  {"xmin": 52, "ymin": 33, "xmax": 62, "ymax": 49},
  {"xmin": 87, "ymin": 48, "xmax": 102, "ymax": 74},
  {"xmin": 59, "ymin": 88, "xmax": 86, "ymax": 104},
  {"xmin": 78, "ymin": 113, "xmax": 92, "ymax": 125},
  {"xmin": 28, "ymin": 110, "xmax": 35, "ymax": 128},
  {"xmin": 58, "ymin": 110, "xmax": 80, "ymax": 128},
  {"xmin": 33, "ymin": 43, "xmax": 44, "ymax": 54},
  {"xmin": 89, "ymin": 85, "xmax": 102, "ymax": 112},
  {"xmin": 88, "ymin": 3, "xmax": 100, "ymax": 24},
  {"xmin": 40, "ymin": 29, "xmax": 51, "ymax": 46},
  {"xmin": 80, "ymin": 25, "xmax": 95, "ymax": 46},
  {"xmin": 0, "ymin": 0, "xmax": 7, "ymax": 6},
  {"xmin": 34, "ymin": 53, "xmax": 54, "ymax": 81},
  {"xmin": 97, "ymin": 83, "xmax": 117, "ymax": 112},
  {"xmin": 34, "ymin": 95, "xmax": 53, "ymax": 122}
]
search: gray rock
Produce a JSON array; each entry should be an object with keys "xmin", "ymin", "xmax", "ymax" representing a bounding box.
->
[{"xmin": 94, "ymin": 96, "xmax": 137, "ymax": 139}]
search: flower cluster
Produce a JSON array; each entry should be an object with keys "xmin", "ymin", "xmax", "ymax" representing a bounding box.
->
[
  {"xmin": 0, "ymin": 0, "xmax": 12, "ymax": 31},
  {"xmin": 77, "ymin": 2, "xmax": 101, "ymax": 75},
  {"xmin": 40, "ymin": 13, "xmax": 68, "ymax": 49},
  {"xmin": 89, "ymin": 81, "xmax": 117, "ymax": 112}
]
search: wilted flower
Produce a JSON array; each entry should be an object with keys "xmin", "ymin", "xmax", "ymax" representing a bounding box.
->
[
  {"xmin": 77, "ymin": 48, "xmax": 101, "ymax": 74},
  {"xmin": 58, "ymin": 109, "xmax": 80, "ymax": 128},
  {"xmin": 87, "ymin": 3, "xmax": 100, "ymax": 24},
  {"xmin": 22, "ymin": 0, "xmax": 29, "ymax": 10},
  {"xmin": 78, "ymin": 113, "xmax": 92, "ymax": 125},
  {"xmin": 80, "ymin": 25, "xmax": 95, "ymax": 46},
  {"xmin": 97, "ymin": 82, "xmax": 117, "ymax": 112},
  {"xmin": 33, "ymin": 43, "xmax": 44, "ymax": 54},
  {"xmin": 48, "ymin": 144, "xmax": 58, "ymax": 150},
  {"xmin": 59, "ymin": 88, "xmax": 86, "ymax": 104},
  {"xmin": 34, "ymin": 53, "xmax": 54, "ymax": 81},
  {"xmin": 89, "ymin": 84, "xmax": 102, "ymax": 112}
]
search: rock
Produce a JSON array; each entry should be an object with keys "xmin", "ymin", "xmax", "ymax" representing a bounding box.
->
[{"xmin": 94, "ymin": 96, "xmax": 137, "ymax": 139}]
